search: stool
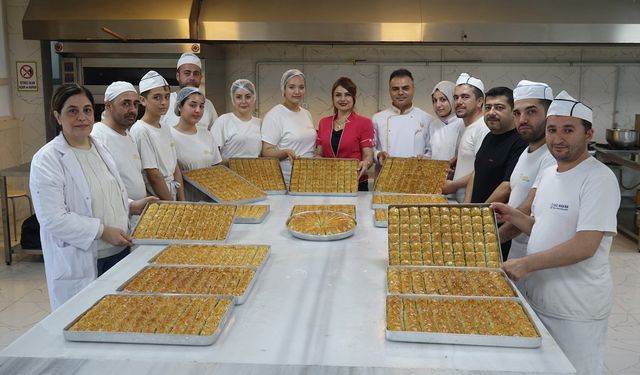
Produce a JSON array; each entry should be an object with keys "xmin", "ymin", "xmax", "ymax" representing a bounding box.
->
[{"xmin": 5, "ymin": 190, "xmax": 34, "ymax": 242}]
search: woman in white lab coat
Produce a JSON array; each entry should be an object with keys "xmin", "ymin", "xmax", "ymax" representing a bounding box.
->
[{"xmin": 30, "ymin": 84, "xmax": 154, "ymax": 310}]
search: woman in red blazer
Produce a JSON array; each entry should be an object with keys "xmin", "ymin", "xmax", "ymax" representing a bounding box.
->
[{"xmin": 315, "ymin": 77, "xmax": 374, "ymax": 191}]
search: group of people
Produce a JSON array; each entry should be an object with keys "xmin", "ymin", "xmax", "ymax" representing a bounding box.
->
[{"xmin": 29, "ymin": 52, "xmax": 618, "ymax": 374}]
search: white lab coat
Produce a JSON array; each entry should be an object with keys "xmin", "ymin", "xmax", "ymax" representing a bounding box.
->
[{"xmin": 30, "ymin": 134, "xmax": 129, "ymax": 310}]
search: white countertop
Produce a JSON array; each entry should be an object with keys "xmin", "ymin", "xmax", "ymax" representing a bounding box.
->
[{"xmin": 0, "ymin": 194, "xmax": 575, "ymax": 374}]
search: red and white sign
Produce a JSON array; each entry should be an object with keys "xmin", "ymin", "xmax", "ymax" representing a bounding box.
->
[{"xmin": 17, "ymin": 61, "xmax": 38, "ymax": 91}]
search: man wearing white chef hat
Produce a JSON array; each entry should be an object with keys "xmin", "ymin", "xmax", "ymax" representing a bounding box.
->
[
  {"xmin": 442, "ymin": 72, "xmax": 489, "ymax": 202},
  {"xmin": 492, "ymin": 91, "xmax": 620, "ymax": 375},
  {"xmin": 160, "ymin": 52, "xmax": 218, "ymax": 131}
]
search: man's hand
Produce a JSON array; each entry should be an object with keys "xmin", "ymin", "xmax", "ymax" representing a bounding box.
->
[
  {"xmin": 101, "ymin": 225, "xmax": 133, "ymax": 247},
  {"xmin": 502, "ymin": 258, "xmax": 530, "ymax": 281},
  {"xmin": 284, "ymin": 149, "xmax": 297, "ymax": 163},
  {"xmin": 378, "ymin": 151, "xmax": 389, "ymax": 165},
  {"xmin": 489, "ymin": 202, "xmax": 515, "ymax": 223},
  {"xmin": 130, "ymin": 196, "xmax": 159, "ymax": 216},
  {"xmin": 442, "ymin": 180, "xmax": 456, "ymax": 194}
]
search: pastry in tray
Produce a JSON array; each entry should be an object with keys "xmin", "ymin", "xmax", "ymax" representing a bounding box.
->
[
  {"xmin": 287, "ymin": 210, "xmax": 356, "ymax": 236},
  {"xmin": 386, "ymin": 296, "xmax": 539, "ymax": 337},
  {"xmin": 228, "ymin": 158, "xmax": 286, "ymax": 192},
  {"xmin": 291, "ymin": 204, "xmax": 356, "ymax": 219},
  {"xmin": 234, "ymin": 205, "xmax": 269, "ymax": 221},
  {"xmin": 152, "ymin": 244, "xmax": 269, "ymax": 267},
  {"xmin": 372, "ymin": 194, "xmax": 448, "ymax": 206},
  {"xmin": 374, "ymin": 158, "xmax": 449, "ymax": 194},
  {"xmin": 67, "ymin": 294, "xmax": 232, "ymax": 336},
  {"xmin": 122, "ymin": 266, "xmax": 256, "ymax": 297},
  {"xmin": 289, "ymin": 158, "xmax": 358, "ymax": 193},
  {"xmin": 183, "ymin": 165, "xmax": 267, "ymax": 203},
  {"xmin": 132, "ymin": 202, "xmax": 235, "ymax": 242},
  {"xmin": 387, "ymin": 267, "xmax": 515, "ymax": 297}
]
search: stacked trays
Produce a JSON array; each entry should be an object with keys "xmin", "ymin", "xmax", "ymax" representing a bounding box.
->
[
  {"xmin": 131, "ymin": 201, "xmax": 236, "ymax": 244},
  {"xmin": 289, "ymin": 158, "xmax": 359, "ymax": 196},
  {"xmin": 234, "ymin": 205, "xmax": 270, "ymax": 224},
  {"xmin": 372, "ymin": 194, "xmax": 448, "ymax": 227},
  {"xmin": 183, "ymin": 165, "xmax": 267, "ymax": 203},
  {"xmin": 374, "ymin": 158, "xmax": 449, "ymax": 194},
  {"xmin": 384, "ymin": 204, "xmax": 542, "ymax": 348},
  {"xmin": 228, "ymin": 157, "xmax": 286, "ymax": 194}
]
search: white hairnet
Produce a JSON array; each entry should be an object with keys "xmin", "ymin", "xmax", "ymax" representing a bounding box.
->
[
  {"xmin": 280, "ymin": 69, "xmax": 305, "ymax": 95},
  {"xmin": 174, "ymin": 87, "xmax": 202, "ymax": 116},
  {"xmin": 230, "ymin": 79, "xmax": 256, "ymax": 100}
]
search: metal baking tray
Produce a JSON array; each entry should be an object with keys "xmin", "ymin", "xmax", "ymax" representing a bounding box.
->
[
  {"xmin": 183, "ymin": 167, "xmax": 267, "ymax": 204},
  {"xmin": 117, "ymin": 264, "xmax": 262, "ymax": 305},
  {"xmin": 289, "ymin": 205, "xmax": 356, "ymax": 219},
  {"xmin": 228, "ymin": 157, "xmax": 287, "ymax": 195},
  {"xmin": 288, "ymin": 157, "xmax": 359, "ymax": 196},
  {"xmin": 385, "ymin": 266, "xmax": 518, "ymax": 298},
  {"xmin": 63, "ymin": 294, "xmax": 234, "ymax": 346},
  {"xmin": 286, "ymin": 210, "xmax": 357, "ymax": 241},
  {"xmin": 373, "ymin": 157, "xmax": 450, "ymax": 194},
  {"xmin": 131, "ymin": 201, "xmax": 236, "ymax": 245},
  {"xmin": 148, "ymin": 244, "xmax": 271, "ymax": 270},
  {"xmin": 373, "ymin": 208, "xmax": 388, "ymax": 228},
  {"xmin": 233, "ymin": 205, "xmax": 270, "ymax": 224},
  {"xmin": 385, "ymin": 294, "xmax": 542, "ymax": 348},
  {"xmin": 371, "ymin": 193, "xmax": 449, "ymax": 209}
]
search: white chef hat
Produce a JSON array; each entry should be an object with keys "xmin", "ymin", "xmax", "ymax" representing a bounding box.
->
[
  {"xmin": 230, "ymin": 78, "xmax": 256, "ymax": 100},
  {"xmin": 513, "ymin": 80, "xmax": 553, "ymax": 102},
  {"xmin": 455, "ymin": 73, "xmax": 484, "ymax": 93},
  {"xmin": 547, "ymin": 90, "xmax": 593, "ymax": 123},
  {"xmin": 104, "ymin": 81, "xmax": 137, "ymax": 103},
  {"xmin": 174, "ymin": 87, "xmax": 202, "ymax": 116},
  {"xmin": 139, "ymin": 71, "xmax": 169, "ymax": 94},
  {"xmin": 177, "ymin": 53, "xmax": 202, "ymax": 69},
  {"xmin": 280, "ymin": 69, "xmax": 305, "ymax": 95}
]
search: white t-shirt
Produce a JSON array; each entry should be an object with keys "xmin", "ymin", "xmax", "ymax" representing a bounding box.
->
[
  {"xmin": 91, "ymin": 122, "xmax": 147, "ymax": 200},
  {"xmin": 525, "ymin": 157, "xmax": 620, "ymax": 320},
  {"xmin": 161, "ymin": 91, "xmax": 218, "ymax": 131},
  {"xmin": 261, "ymin": 104, "xmax": 316, "ymax": 183},
  {"xmin": 211, "ymin": 113, "xmax": 262, "ymax": 160},
  {"xmin": 428, "ymin": 115, "xmax": 464, "ymax": 161},
  {"xmin": 171, "ymin": 126, "xmax": 222, "ymax": 172},
  {"xmin": 372, "ymin": 105, "xmax": 433, "ymax": 161},
  {"xmin": 130, "ymin": 120, "xmax": 178, "ymax": 197},
  {"xmin": 507, "ymin": 144, "xmax": 556, "ymax": 260},
  {"xmin": 452, "ymin": 117, "xmax": 489, "ymax": 201}
]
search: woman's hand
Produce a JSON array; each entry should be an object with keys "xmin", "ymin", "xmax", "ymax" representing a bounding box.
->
[
  {"xmin": 129, "ymin": 196, "xmax": 159, "ymax": 216},
  {"xmin": 377, "ymin": 151, "xmax": 389, "ymax": 165},
  {"xmin": 101, "ymin": 225, "xmax": 133, "ymax": 247},
  {"xmin": 357, "ymin": 160, "xmax": 371, "ymax": 178},
  {"xmin": 284, "ymin": 149, "xmax": 297, "ymax": 162}
]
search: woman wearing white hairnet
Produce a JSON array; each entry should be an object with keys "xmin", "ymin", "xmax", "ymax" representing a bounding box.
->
[
  {"xmin": 211, "ymin": 79, "xmax": 262, "ymax": 163},
  {"xmin": 261, "ymin": 69, "xmax": 316, "ymax": 185}
]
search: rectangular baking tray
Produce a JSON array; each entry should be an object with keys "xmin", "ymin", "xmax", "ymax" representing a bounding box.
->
[
  {"xmin": 183, "ymin": 170, "xmax": 267, "ymax": 205},
  {"xmin": 385, "ymin": 294, "xmax": 542, "ymax": 348},
  {"xmin": 148, "ymin": 244, "xmax": 271, "ymax": 270},
  {"xmin": 373, "ymin": 209, "xmax": 388, "ymax": 228},
  {"xmin": 233, "ymin": 205, "xmax": 270, "ymax": 224},
  {"xmin": 371, "ymin": 193, "xmax": 449, "ymax": 209},
  {"xmin": 288, "ymin": 157, "xmax": 359, "ymax": 196},
  {"xmin": 117, "ymin": 264, "xmax": 263, "ymax": 305},
  {"xmin": 373, "ymin": 158, "xmax": 450, "ymax": 194},
  {"xmin": 385, "ymin": 266, "xmax": 518, "ymax": 298},
  {"xmin": 131, "ymin": 201, "xmax": 236, "ymax": 245},
  {"xmin": 228, "ymin": 157, "xmax": 287, "ymax": 195},
  {"xmin": 63, "ymin": 294, "xmax": 234, "ymax": 346}
]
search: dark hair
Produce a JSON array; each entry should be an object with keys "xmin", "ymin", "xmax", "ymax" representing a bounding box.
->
[
  {"xmin": 581, "ymin": 119, "xmax": 593, "ymax": 131},
  {"xmin": 485, "ymin": 86, "xmax": 514, "ymax": 108},
  {"xmin": 539, "ymin": 99, "xmax": 552, "ymax": 113},
  {"xmin": 457, "ymin": 83, "xmax": 484, "ymax": 99},
  {"xmin": 389, "ymin": 69, "xmax": 414, "ymax": 82},
  {"xmin": 331, "ymin": 77, "xmax": 357, "ymax": 114},
  {"xmin": 51, "ymin": 84, "xmax": 95, "ymax": 130}
]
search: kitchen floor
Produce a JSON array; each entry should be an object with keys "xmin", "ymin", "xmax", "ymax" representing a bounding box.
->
[{"xmin": 0, "ymin": 235, "xmax": 639, "ymax": 374}]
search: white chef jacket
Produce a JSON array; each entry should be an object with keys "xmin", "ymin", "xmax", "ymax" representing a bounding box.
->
[
  {"xmin": 428, "ymin": 114, "xmax": 464, "ymax": 161},
  {"xmin": 452, "ymin": 117, "xmax": 489, "ymax": 202},
  {"xmin": 372, "ymin": 105, "xmax": 433, "ymax": 161},
  {"xmin": 91, "ymin": 122, "xmax": 147, "ymax": 200},
  {"xmin": 211, "ymin": 113, "xmax": 262, "ymax": 159},
  {"xmin": 30, "ymin": 134, "xmax": 129, "ymax": 310},
  {"xmin": 171, "ymin": 126, "xmax": 222, "ymax": 171},
  {"xmin": 161, "ymin": 92, "xmax": 218, "ymax": 131}
]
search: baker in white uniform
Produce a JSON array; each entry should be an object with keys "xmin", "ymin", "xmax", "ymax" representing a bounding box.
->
[
  {"xmin": 161, "ymin": 53, "xmax": 218, "ymax": 131},
  {"xmin": 442, "ymin": 73, "xmax": 489, "ymax": 202},
  {"xmin": 492, "ymin": 91, "xmax": 620, "ymax": 375},
  {"xmin": 372, "ymin": 68, "xmax": 433, "ymax": 165},
  {"xmin": 91, "ymin": 81, "xmax": 147, "ymax": 201},
  {"xmin": 498, "ymin": 80, "xmax": 556, "ymax": 266},
  {"xmin": 429, "ymin": 80, "xmax": 464, "ymax": 161}
]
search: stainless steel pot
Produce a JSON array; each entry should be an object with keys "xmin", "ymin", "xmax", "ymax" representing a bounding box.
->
[{"xmin": 606, "ymin": 128, "xmax": 638, "ymax": 148}]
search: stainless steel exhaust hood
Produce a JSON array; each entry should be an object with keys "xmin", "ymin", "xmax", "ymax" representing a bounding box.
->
[{"xmin": 23, "ymin": 0, "xmax": 640, "ymax": 44}]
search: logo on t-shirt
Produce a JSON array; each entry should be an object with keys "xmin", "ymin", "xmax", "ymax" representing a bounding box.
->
[{"xmin": 550, "ymin": 202, "xmax": 569, "ymax": 211}]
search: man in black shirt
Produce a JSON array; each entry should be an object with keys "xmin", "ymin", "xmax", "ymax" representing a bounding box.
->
[{"xmin": 467, "ymin": 87, "xmax": 527, "ymax": 203}]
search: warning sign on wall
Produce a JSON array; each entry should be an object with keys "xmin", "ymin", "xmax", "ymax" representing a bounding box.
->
[{"xmin": 17, "ymin": 61, "xmax": 38, "ymax": 91}]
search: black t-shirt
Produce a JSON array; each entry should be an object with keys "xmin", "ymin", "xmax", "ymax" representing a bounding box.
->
[{"xmin": 471, "ymin": 128, "xmax": 527, "ymax": 203}]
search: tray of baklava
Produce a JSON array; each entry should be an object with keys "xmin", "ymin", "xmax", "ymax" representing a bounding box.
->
[
  {"xmin": 118, "ymin": 264, "xmax": 260, "ymax": 305},
  {"xmin": 63, "ymin": 294, "xmax": 234, "ymax": 346},
  {"xmin": 290, "ymin": 204, "xmax": 356, "ymax": 219},
  {"xmin": 288, "ymin": 158, "xmax": 359, "ymax": 196},
  {"xmin": 228, "ymin": 157, "xmax": 287, "ymax": 194},
  {"xmin": 148, "ymin": 244, "xmax": 270, "ymax": 268},
  {"xmin": 372, "ymin": 193, "xmax": 448, "ymax": 209},
  {"xmin": 131, "ymin": 201, "xmax": 236, "ymax": 245},
  {"xmin": 286, "ymin": 210, "xmax": 357, "ymax": 241},
  {"xmin": 183, "ymin": 165, "xmax": 267, "ymax": 204},
  {"xmin": 374, "ymin": 158, "xmax": 449, "ymax": 194},
  {"xmin": 233, "ymin": 204, "xmax": 270, "ymax": 224},
  {"xmin": 385, "ymin": 294, "xmax": 541, "ymax": 348},
  {"xmin": 387, "ymin": 204, "xmax": 502, "ymax": 267}
]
